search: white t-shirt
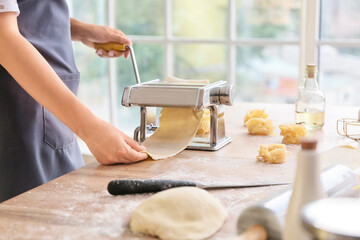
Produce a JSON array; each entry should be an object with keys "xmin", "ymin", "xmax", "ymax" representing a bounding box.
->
[{"xmin": 0, "ymin": 0, "xmax": 19, "ymax": 15}]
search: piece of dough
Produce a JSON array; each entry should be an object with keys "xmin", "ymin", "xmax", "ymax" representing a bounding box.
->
[
  {"xmin": 143, "ymin": 108, "xmax": 204, "ymax": 160},
  {"xmin": 196, "ymin": 108, "xmax": 210, "ymax": 136},
  {"xmin": 257, "ymin": 144, "xmax": 288, "ymax": 164},
  {"xmin": 244, "ymin": 109, "xmax": 268, "ymax": 124},
  {"xmin": 165, "ymin": 75, "xmax": 210, "ymax": 84},
  {"xmin": 279, "ymin": 124, "xmax": 306, "ymax": 144},
  {"xmin": 130, "ymin": 187, "xmax": 228, "ymax": 240},
  {"xmin": 245, "ymin": 118, "xmax": 274, "ymax": 135},
  {"xmin": 339, "ymin": 144, "xmax": 358, "ymax": 150},
  {"xmin": 165, "ymin": 76, "xmax": 210, "ymax": 137}
]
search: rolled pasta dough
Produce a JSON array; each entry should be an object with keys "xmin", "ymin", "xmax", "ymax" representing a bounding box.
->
[
  {"xmin": 142, "ymin": 107, "xmax": 204, "ymax": 160},
  {"xmin": 165, "ymin": 76, "xmax": 209, "ymax": 84}
]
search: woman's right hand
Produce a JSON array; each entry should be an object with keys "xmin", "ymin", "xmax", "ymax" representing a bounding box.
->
[{"xmin": 82, "ymin": 118, "xmax": 148, "ymax": 165}]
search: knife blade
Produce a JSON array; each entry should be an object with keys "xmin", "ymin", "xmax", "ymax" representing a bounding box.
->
[{"xmin": 107, "ymin": 179, "xmax": 290, "ymax": 196}]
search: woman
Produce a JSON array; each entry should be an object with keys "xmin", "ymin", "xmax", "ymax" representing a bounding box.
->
[{"xmin": 0, "ymin": 0, "xmax": 148, "ymax": 202}]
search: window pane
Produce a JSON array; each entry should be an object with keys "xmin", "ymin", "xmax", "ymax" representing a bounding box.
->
[
  {"xmin": 71, "ymin": 0, "xmax": 107, "ymax": 25},
  {"xmin": 115, "ymin": 0, "xmax": 164, "ymax": 36},
  {"xmin": 72, "ymin": 0, "xmax": 110, "ymax": 121},
  {"xmin": 321, "ymin": 0, "xmax": 360, "ymax": 39},
  {"xmin": 319, "ymin": 46, "xmax": 360, "ymax": 105},
  {"xmin": 172, "ymin": 0, "xmax": 227, "ymax": 38},
  {"xmin": 173, "ymin": 44, "xmax": 227, "ymax": 82},
  {"xmin": 236, "ymin": 45, "xmax": 299, "ymax": 103},
  {"xmin": 116, "ymin": 43, "xmax": 164, "ymax": 135},
  {"xmin": 236, "ymin": 0, "xmax": 300, "ymax": 39}
]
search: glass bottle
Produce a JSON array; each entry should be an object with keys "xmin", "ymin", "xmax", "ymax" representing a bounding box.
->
[{"xmin": 295, "ymin": 64, "xmax": 325, "ymax": 130}]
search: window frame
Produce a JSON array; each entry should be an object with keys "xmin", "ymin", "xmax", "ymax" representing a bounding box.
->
[
  {"xmin": 105, "ymin": 0, "xmax": 300, "ymax": 124},
  {"xmin": 75, "ymin": 0, "xmax": 360, "ymax": 125}
]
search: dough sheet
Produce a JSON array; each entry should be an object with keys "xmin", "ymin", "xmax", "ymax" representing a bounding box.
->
[
  {"xmin": 142, "ymin": 76, "xmax": 211, "ymax": 160},
  {"xmin": 143, "ymin": 107, "xmax": 204, "ymax": 160},
  {"xmin": 165, "ymin": 75, "xmax": 209, "ymax": 84}
]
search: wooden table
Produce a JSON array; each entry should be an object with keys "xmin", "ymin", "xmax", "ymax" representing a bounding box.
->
[{"xmin": 1, "ymin": 102, "xmax": 360, "ymax": 240}]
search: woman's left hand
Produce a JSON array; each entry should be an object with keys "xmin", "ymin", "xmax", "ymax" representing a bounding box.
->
[{"xmin": 70, "ymin": 18, "xmax": 131, "ymax": 58}]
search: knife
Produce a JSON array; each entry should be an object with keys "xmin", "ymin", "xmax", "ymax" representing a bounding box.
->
[{"xmin": 107, "ymin": 179, "xmax": 290, "ymax": 196}]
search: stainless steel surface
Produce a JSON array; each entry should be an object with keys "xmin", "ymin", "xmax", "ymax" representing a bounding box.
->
[
  {"xmin": 186, "ymin": 136, "xmax": 232, "ymax": 151},
  {"xmin": 133, "ymin": 126, "xmax": 140, "ymax": 141},
  {"xmin": 209, "ymin": 105, "xmax": 218, "ymax": 146},
  {"xmin": 220, "ymin": 84, "xmax": 235, "ymax": 105},
  {"xmin": 302, "ymin": 198, "xmax": 360, "ymax": 240},
  {"xmin": 134, "ymin": 124, "xmax": 157, "ymax": 142},
  {"xmin": 126, "ymin": 45, "xmax": 141, "ymax": 84},
  {"xmin": 140, "ymin": 106, "xmax": 146, "ymax": 142},
  {"xmin": 122, "ymin": 80, "xmax": 232, "ymax": 109},
  {"xmin": 210, "ymin": 84, "xmax": 235, "ymax": 105}
]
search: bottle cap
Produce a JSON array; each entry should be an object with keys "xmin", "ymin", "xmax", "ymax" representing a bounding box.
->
[
  {"xmin": 301, "ymin": 138, "xmax": 318, "ymax": 150},
  {"xmin": 307, "ymin": 64, "xmax": 317, "ymax": 78}
]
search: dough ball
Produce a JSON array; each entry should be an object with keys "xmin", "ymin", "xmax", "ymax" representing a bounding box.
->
[
  {"xmin": 130, "ymin": 187, "xmax": 228, "ymax": 240},
  {"xmin": 244, "ymin": 109, "xmax": 268, "ymax": 124},
  {"xmin": 279, "ymin": 124, "xmax": 306, "ymax": 144},
  {"xmin": 245, "ymin": 118, "xmax": 274, "ymax": 135},
  {"xmin": 257, "ymin": 144, "xmax": 288, "ymax": 164}
]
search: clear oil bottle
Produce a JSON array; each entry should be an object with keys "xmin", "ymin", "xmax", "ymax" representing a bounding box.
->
[{"xmin": 295, "ymin": 64, "xmax": 325, "ymax": 130}]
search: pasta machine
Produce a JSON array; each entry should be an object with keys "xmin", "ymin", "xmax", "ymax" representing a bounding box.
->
[
  {"xmin": 122, "ymin": 79, "xmax": 235, "ymax": 151},
  {"xmin": 94, "ymin": 43, "xmax": 235, "ymax": 150}
]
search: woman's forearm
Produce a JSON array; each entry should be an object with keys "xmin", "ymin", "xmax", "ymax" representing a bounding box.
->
[{"xmin": 70, "ymin": 18, "xmax": 90, "ymax": 42}]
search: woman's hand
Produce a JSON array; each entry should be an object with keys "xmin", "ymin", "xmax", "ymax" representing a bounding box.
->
[
  {"xmin": 70, "ymin": 18, "xmax": 131, "ymax": 58},
  {"xmin": 82, "ymin": 117, "xmax": 148, "ymax": 165}
]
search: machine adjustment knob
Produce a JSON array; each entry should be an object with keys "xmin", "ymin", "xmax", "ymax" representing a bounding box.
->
[
  {"xmin": 219, "ymin": 84, "xmax": 235, "ymax": 105},
  {"xmin": 210, "ymin": 84, "xmax": 235, "ymax": 106}
]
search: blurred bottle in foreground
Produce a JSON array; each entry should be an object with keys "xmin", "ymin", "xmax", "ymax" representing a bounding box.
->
[
  {"xmin": 295, "ymin": 64, "xmax": 325, "ymax": 130},
  {"xmin": 283, "ymin": 139, "xmax": 326, "ymax": 240}
]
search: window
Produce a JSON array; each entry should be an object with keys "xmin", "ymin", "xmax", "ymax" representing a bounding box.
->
[
  {"xmin": 69, "ymin": 0, "xmax": 110, "ymax": 122},
  {"xmin": 319, "ymin": 0, "xmax": 360, "ymax": 105},
  {"xmin": 69, "ymin": 0, "xmax": 360, "ymax": 136}
]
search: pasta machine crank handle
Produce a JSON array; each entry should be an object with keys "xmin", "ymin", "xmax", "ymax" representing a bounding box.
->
[{"xmin": 94, "ymin": 43, "xmax": 141, "ymax": 84}]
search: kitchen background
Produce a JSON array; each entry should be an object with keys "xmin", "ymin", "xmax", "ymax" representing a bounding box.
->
[{"xmin": 67, "ymin": 0, "xmax": 360, "ymax": 138}]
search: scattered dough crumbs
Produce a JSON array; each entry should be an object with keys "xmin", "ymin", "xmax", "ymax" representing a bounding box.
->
[
  {"xmin": 279, "ymin": 124, "xmax": 307, "ymax": 144},
  {"xmin": 339, "ymin": 145, "xmax": 358, "ymax": 150},
  {"xmin": 257, "ymin": 144, "xmax": 288, "ymax": 164},
  {"xmin": 245, "ymin": 118, "xmax": 274, "ymax": 135},
  {"xmin": 244, "ymin": 109, "xmax": 268, "ymax": 124}
]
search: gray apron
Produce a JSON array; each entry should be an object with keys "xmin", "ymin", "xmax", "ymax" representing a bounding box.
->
[{"xmin": 0, "ymin": 0, "xmax": 84, "ymax": 202}]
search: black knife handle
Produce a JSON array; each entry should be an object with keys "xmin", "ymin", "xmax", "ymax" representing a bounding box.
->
[{"xmin": 107, "ymin": 179, "xmax": 197, "ymax": 195}]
